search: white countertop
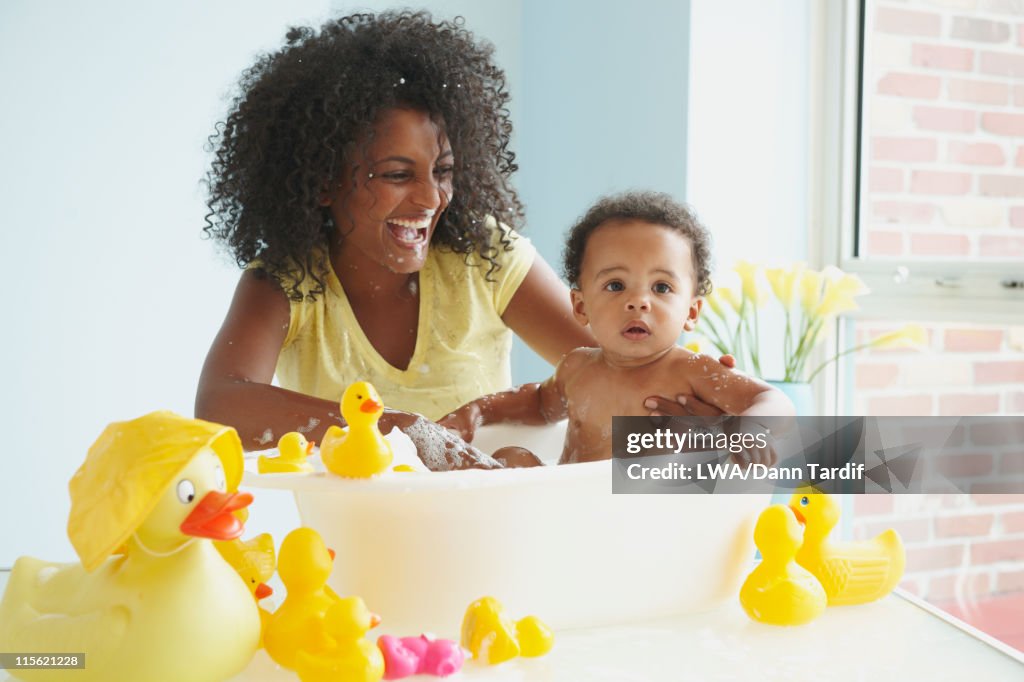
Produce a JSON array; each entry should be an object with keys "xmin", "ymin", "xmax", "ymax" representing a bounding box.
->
[{"xmin": 1, "ymin": 570, "xmax": 1020, "ymax": 681}]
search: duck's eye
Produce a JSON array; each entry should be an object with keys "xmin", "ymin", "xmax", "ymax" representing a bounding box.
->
[
  {"xmin": 357, "ymin": 394, "xmax": 363, "ymax": 399},
  {"xmin": 800, "ymin": 496, "xmax": 809, "ymax": 506},
  {"xmin": 214, "ymin": 463, "xmax": 226, "ymax": 492},
  {"xmin": 177, "ymin": 479, "xmax": 196, "ymax": 504}
]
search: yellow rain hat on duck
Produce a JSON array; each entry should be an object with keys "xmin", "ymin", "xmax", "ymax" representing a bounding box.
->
[{"xmin": 68, "ymin": 411, "xmax": 244, "ymax": 572}]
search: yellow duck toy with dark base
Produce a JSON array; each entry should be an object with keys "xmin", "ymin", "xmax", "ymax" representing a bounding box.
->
[
  {"xmin": 264, "ymin": 527, "xmax": 341, "ymax": 670},
  {"xmin": 258, "ymin": 432, "xmax": 315, "ymax": 474},
  {"xmin": 295, "ymin": 596, "xmax": 385, "ymax": 682},
  {"xmin": 789, "ymin": 486, "xmax": 905, "ymax": 606},
  {"xmin": 321, "ymin": 381, "xmax": 393, "ymax": 478},
  {"xmin": 0, "ymin": 412, "xmax": 260, "ymax": 682},
  {"xmin": 740, "ymin": 504, "xmax": 827, "ymax": 626}
]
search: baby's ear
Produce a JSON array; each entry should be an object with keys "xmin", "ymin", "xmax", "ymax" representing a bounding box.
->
[
  {"xmin": 570, "ymin": 288, "xmax": 589, "ymax": 326},
  {"xmin": 683, "ymin": 298, "xmax": 703, "ymax": 332}
]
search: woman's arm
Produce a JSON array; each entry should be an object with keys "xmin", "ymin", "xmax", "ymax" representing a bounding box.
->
[
  {"xmin": 195, "ymin": 270, "xmax": 348, "ymax": 450},
  {"xmin": 196, "ymin": 271, "xmax": 493, "ymax": 468},
  {"xmin": 500, "ymin": 256, "xmax": 596, "ymax": 364}
]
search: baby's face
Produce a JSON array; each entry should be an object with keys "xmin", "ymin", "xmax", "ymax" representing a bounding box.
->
[{"xmin": 571, "ymin": 219, "xmax": 701, "ymax": 364}]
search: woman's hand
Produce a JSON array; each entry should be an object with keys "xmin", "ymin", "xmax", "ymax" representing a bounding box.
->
[
  {"xmin": 644, "ymin": 354, "xmax": 736, "ymax": 417},
  {"xmin": 380, "ymin": 408, "xmax": 500, "ymax": 471}
]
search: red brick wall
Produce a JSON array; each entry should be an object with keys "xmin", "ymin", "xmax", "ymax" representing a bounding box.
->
[
  {"xmin": 862, "ymin": 0, "xmax": 1024, "ymax": 259},
  {"xmin": 852, "ymin": 0, "xmax": 1024, "ymax": 628},
  {"xmin": 852, "ymin": 494, "xmax": 1024, "ymax": 604},
  {"xmin": 851, "ymin": 320, "xmax": 1024, "ymax": 416}
]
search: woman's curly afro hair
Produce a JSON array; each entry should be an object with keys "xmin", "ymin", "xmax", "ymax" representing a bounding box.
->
[{"xmin": 203, "ymin": 11, "xmax": 523, "ymax": 300}]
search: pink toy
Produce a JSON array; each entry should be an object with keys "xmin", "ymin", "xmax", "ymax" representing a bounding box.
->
[{"xmin": 378, "ymin": 634, "xmax": 464, "ymax": 679}]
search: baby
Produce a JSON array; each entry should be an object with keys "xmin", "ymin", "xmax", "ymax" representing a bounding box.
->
[{"xmin": 440, "ymin": 191, "xmax": 794, "ymax": 465}]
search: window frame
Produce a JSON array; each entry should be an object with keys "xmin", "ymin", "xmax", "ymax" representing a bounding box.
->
[{"xmin": 811, "ymin": 0, "xmax": 1024, "ymax": 413}]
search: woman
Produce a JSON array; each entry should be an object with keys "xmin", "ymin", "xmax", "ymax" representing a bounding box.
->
[{"xmin": 196, "ymin": 11, "xmax": 718, "ymax": 466}]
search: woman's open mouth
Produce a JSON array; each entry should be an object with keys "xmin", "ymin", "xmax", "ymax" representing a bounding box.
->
[{"xmin": 387, "ymin": 216, "xmax": 431, "ymax": 248}]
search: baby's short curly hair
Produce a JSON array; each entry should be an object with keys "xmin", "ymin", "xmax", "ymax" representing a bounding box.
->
[
  {"xmin": 203, "ymin": 11, "xmax": 523, "ymax": 300},
  {"xmin": 562, "ymin": 191, "xmax": 713, "ymax": 296}
]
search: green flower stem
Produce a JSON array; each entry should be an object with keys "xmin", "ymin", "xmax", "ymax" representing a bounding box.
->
[{"xmin": 804, "ymin": 337, "xmax": 879, "ymax": 383}]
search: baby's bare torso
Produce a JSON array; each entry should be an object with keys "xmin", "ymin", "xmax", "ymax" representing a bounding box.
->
[{"xmin": 557, "ymin": 348, "xmax": 729, "ymax": 464}]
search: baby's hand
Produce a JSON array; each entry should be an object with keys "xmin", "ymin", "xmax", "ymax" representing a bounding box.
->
[
  {"xmin": 438, "ymin": 403, "xmax": 483, "ymax": 444},
  {"xmin": 381, "ymin": 408, "xmax": 499, "ymax": 471}
]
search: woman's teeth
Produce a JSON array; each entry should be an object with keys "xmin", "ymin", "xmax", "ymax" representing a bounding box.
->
[{"xmin": 387, "ymin": 221, "xmax": 429, "ymax": 244}]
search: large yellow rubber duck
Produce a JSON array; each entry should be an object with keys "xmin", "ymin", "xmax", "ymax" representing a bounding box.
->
[
  {"xmin": 0, "ymin": 411, "xmax": 260, "ymax": 682},
  {"xmin": 295, "ymin": 597, "xmax": 384, "ymax": 682},
  {"xmin": 258, "ymin": 431, "xmax": 315, "ymax": 474},
  {"xmin": 461, "ymin": 596, "xmax": 554, "ymax": 664},
  {"xmin": 264, "ymin": 527, "xmax": 341, "ymax": 670},
  {"xmin": 214, "ymin": 509, "xmax": 275, "ymax": 645},
  {"xmin": 740, "ymin": 504, "xmax": 826, "ymax": 626},
  {"xmin": 321, "ymin": 381, "xmax": 393, "ymax": 478},
  {"xmin": 789, "ymin": 487, "xmax": 905, "ymax": 606}
]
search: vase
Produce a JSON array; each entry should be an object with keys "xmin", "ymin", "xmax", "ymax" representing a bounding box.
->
[{"xmin": 766, "ymin": 380, "xmax": 815, "ymax": 416}]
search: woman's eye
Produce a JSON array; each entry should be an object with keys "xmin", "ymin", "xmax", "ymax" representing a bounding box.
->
[
  {"xmin": 653, "ymin": 282, "xmax": 672, "ymax": 294},
  {"xmin": 177, "ymin": 479, "xmax": 196, "ymax": 504},
  {"xmin": 379, "ymin": 171, "xmax": 412, "ymax": 182},
  {"xmin": 434, "ymin": 165, "xmax": 455, "ymax": 178},
  {"xmin": 604, "ymin": 281, "xmax": 624, "ymax": 292}
]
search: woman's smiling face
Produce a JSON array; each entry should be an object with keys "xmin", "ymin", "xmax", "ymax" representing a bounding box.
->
[
  {"xmin": 571, "ymin": 219, "xmax": 702, "ymax": 365},
  {"xmin": 327, "ymin": 107, "xmax": 454, "ymax": 275}
]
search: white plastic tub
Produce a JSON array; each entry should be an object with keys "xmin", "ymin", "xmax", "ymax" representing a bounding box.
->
[{"xmin": 243, "ymin": 423, "xmax": 766, "ymax": 637}]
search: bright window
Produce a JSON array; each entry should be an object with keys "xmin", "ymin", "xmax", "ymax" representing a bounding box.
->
[{"xmin": 835, "ymin": 0, "xmax": 1024, "ymax": 653}]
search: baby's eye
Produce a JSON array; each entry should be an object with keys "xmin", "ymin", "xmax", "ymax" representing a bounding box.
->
[
  {"xmin": 653, "ymin": 282, "xmax": 672, "ymax": 294},
  {"xmin": 604, "ymin": 281, "xmax": 624, "ymax": 292}
]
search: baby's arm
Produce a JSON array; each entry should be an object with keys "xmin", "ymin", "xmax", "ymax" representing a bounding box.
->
[{"xmin": 438, "ymin": 351, "xmax": 577, "ymax": 442}]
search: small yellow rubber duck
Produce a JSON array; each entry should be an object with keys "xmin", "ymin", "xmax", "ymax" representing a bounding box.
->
[
  {"xmin": 295, "ymin": 597, "xmax": 384, "ymax": 682},
  {"xmin": 258, "ymin": 432, "xmax": 315, "ymax": 474},
  {"xmin": 789, "ymin": 487, "xmax": 905, "ymax": 606},
  {"xmin": 321, "ymin": 381, "xmax": 393, "ymax": 478},
  {"xmin": 740, "ymin": 504, "xmax": 826, "ymax": 626},
  {"xmin": 0, "ymin": 412, "xmax": 260, "ymax": 682},
  {"xmin": 214, "ymin": 509, "xmax": 275, "ymax": 646},
  {"xmin": 264, "ymin": 527, "xmax": 341, "ymax": 670},
  {"xmin": 461, "ymin": 596, "xmax": 554, "ymax": 664}
]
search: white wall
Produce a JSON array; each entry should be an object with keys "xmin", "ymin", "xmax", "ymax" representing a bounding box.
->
[
  {"xmin": 0, "ymin": 0, "xmax": 813, "ymax": 565},
  {"xmin": 0, "ymin": 0, "xmax": 329, "ymax": 565},
  {"xmin": 687, "ymin": 0, "xmax": 812, "ymax": 379}
]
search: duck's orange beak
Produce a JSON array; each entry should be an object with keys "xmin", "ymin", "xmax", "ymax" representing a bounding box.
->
[
  {"xmin": 306, "ymin": 440, "xmax": 316, "ymax": 454},
  {"xmin": 328, "ymin": 548, "xmax": 336, "ymax": 561},
  {"xmin": 255, "ymin": 582, "xmax": 273, "ymax": 600},
  {"xmin": 370, "ymin": 612, "xmax": 382, "ymax": 629},
  {"xmin": 789, "ymin": 505, "xmax": 805, "ymax": 525},
  {"xmin": 360, "ymin": 399, "xmax": 383, "ymax": 413},
  {"xmin": 180, "ymin": 490, "xmax": 253, "ymax": 540}
]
